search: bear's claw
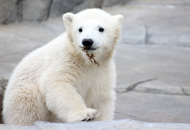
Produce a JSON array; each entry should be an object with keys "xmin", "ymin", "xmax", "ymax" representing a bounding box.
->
[
  {"xmin": 67, "ymin": 108, "xmax": 99, "ymax": 123},
  {"xmin": 81, "ymin": 109, "xmax": 99, "ymax": 122}
]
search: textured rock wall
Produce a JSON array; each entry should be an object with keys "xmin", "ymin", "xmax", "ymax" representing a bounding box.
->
[
  {"xmin": 0, "ymin": 78, "xmax": 8, "ymax": 124},
  {"xmin": 0, "ymin": 0, "xmax": 127, "ymax": 24},
  {"xmin": 0, "ymin": 0, "xmax": 17, "ymax": 24}
]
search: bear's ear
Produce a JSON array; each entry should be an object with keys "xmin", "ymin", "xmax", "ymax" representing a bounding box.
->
[
  {"xmin": 114, "ymin": 14, "xmax": 124, "ymax": 24},
  {"xmin": 63, "ymin": 13, "xmax": 74, "ymax": 28}
]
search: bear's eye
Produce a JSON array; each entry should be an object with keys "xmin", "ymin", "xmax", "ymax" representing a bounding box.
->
[
  {"xmin": 99, "ymin": 27, "xmax": 104, "ymax": 32},
  {"xmin": 79, "ymin": 28, "xmax": 83, "ymax": 33}
]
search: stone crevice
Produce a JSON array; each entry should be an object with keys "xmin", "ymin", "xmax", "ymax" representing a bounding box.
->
[
  {"xmin": 116, "ymin": 78, "xmax": 190, "ymax": 96},
  {"xmin": 133, "ymin": 90, "xmax": 190, "ymax": 96},
  {"xmin": 46, "ymin": 0, "xmax": 54, "ymax": 20},
  {"xmin": 16, "ymin": 0, "xmax": 24, "ymax": 22},
  {"xmin": 116, "ymin": 78, "xmax": 157, "ymax": 93},
  {"xmin": 181, "ymin": 88, "xmax": 190, "ymax": 96}
]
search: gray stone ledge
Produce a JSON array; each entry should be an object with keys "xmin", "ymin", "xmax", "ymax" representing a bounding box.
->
[{"xmin": 1, "ymin": 119, "xmax": 190, "ymax": 130}]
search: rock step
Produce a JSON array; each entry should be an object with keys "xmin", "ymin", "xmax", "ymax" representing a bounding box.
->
[{"xmin": 1, "ymin": 119, "xmax": 190, "ymax": 130}]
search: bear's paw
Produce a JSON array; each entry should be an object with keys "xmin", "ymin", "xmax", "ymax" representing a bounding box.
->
[{"xmin": 67, "ymin": 108, "xmax": 99, "ymax": 123}]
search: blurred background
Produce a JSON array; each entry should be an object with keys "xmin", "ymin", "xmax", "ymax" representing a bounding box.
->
[
  {"xmin": 0, "ymin": 0, "xmax": 128, "ymax": 23},
  {"xmin": 0, "ymin": 0, "xmax": 190, "ymax": 124}
]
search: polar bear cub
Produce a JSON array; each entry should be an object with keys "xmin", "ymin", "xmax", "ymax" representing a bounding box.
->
[{"xmin": 3, "ymin": 8, "xmax": 123, "ymax": 125}]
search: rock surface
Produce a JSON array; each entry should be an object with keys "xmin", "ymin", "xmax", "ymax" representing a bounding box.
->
[
  {"xmin": 1, "ymin": 119, "xmax": 190, "ymax": 130},
  {"xmin": 49, "ymin": 0, "xmax": 83, "ymax": 17},
  {"xmin": 22, "ymin": 0, "xmax": 52, "ymax": 21},
  {"xmin": 0, "ymin": 0, "xmax": 128, "ymax": 24},
  {"xmin": 115, "ymin": 44, "xmax": 190, "ymax": 123},
  {"xmin": 0, "ymin": 77, "xmax": 8, "ymax": 123},
  {"xmin": 106, "ymin": 0, "xmax": 190, "ymax": 46},
  {"xmin": 0, "ymin": 0, "xmax": 17, "ymax": 24},
  {"xmin": 103, "ymin": 0, "xmax": 129, "ymax": 7}
]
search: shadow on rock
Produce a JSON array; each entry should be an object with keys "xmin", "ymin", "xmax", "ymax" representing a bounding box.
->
[{"xmin": 0, "ymin": 77, "xmax": 8, "ymax": 124}]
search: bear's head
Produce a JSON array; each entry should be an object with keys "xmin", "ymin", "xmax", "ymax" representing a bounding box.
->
[{"xmin": 63, "ymin": 8, "xmax": 123, "ymax": 63}]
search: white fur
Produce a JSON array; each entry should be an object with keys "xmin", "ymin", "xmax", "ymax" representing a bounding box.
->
[{"xmin": 3, "ymin": 8, "xmax": 123, "ymax": 125}]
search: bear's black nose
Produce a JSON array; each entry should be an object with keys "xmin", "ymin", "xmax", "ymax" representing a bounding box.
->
[{"xmin": 82, "ymin": 39, "xmax": 94, "ymax": 48}]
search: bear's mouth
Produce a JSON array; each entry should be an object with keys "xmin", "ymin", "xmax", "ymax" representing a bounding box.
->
[
  {"xmin": 87, "ymin": 47, "xmax": 97, "ymax": 51},
  {"xmin": 79, "ymin": 46, "xmax": 99, "ymax": 66},
  {"xmin": 78, "ymin": 45, "xmax": 96, "ymax": 50}
]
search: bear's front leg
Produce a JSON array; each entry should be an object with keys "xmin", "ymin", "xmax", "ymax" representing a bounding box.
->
[
  {"xmin": 40, "ymin": 74, "xmax": 99, "ymax": 123},
  {"xmin": 94, "ymin": 90, "xmax": 116, "ymax": 121}
]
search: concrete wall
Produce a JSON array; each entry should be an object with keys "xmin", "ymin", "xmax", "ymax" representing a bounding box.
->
[{"xmin": 0, "ymin": 0, "xmax": 129, "ymax": 24}]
